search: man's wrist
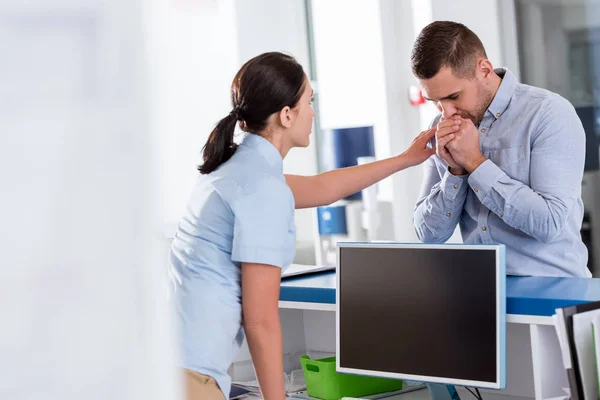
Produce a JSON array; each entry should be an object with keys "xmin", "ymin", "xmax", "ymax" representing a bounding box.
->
[
  {"xmin": 448, "ymin": 166, "xmax": 468, "ymax": 176},
  {"xmin": 464, "ymin": 155, "xmax": 487, "ymax": 174}
]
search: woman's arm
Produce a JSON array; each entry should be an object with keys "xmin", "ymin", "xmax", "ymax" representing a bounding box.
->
[
  {"xmin": 285, "ymin": 128, "xmax": 436, "ymax": 209},
  {"xmin": 241, "ymin": 262, "xmax": 286, "ymax": 400}
]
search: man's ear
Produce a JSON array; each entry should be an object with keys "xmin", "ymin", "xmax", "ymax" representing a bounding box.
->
[
  {"xmin": 279, "ymin": 106, "xmax": 293, "ymax": 128},
  {"xmin": 478, "ymin": 58, "xmax": 494, "ymax": 79}
]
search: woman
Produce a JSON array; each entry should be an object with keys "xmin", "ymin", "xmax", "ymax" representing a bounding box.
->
[{"xmin": 169, "ymin": 52, "xmax": 436, "ymax": 400}]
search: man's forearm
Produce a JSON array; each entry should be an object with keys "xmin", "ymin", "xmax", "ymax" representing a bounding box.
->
[
  {"xmin": 468, "ymin": 160, "xmax": 581, "ymax": 243},
  {"xmin": 414, "ymin": 171, "xmax": 468, "ymax": 242}
]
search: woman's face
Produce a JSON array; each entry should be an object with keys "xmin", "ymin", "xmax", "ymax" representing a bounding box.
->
[{"xmin": 288, "ymin": 77, "xmax": 315, "ymax": 148}]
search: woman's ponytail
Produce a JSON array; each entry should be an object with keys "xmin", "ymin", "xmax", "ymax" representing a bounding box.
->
[{"xmin": 198, "ymin": 111, "xmax": 239, "ymax": 174}]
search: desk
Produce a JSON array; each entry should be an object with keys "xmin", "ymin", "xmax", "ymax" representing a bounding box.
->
[{"xmin": 278, "ymin": 272, "xmax": 600, "ymax": 400}]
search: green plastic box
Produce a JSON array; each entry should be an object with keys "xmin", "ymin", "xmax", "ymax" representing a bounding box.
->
[{"xmin": 300, "ymin": 355, "xmax": 403, "ymax": 400}]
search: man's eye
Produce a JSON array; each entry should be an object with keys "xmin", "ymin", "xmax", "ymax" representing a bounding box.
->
[{"xmin": 449, "ymin": 95, "xmax": 459, "ymax": 101}]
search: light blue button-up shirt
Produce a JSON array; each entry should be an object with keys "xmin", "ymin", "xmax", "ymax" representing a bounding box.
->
[
  {"xmin": 414, "ymin": 68, "xmax": 590, "ymax": 278},
  {"xmin": 168, "ymin": 133, "xmax": 296, "ymax": 398}
]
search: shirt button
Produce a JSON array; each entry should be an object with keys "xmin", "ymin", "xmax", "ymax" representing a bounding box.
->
[
  {"xmin": 474, "ymin": 188, "xmax": 479, "ymax": 193},
  {"xmin": 453, "ymin": 184, "xmax": 459, "ymax": 189},
  {"xmin": 446, "ymin": 211, "xmax": 452, "ymax": 217},
  {"xmin": 482, "ymin": 226, "xmax": 487, "ymax": 231},
  {"xmin": 496, "ymin": 112, "xmax": 501, "ymax": 117},
  {"xmin": 481, "ymin": 128, "xmax": 487, "ymax": 133},
  {"xmin": 499, "ymin": 212, "xmax": 503, "ymax": 217}
]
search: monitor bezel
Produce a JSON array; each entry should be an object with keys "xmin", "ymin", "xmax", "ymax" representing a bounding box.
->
[{"xmin": 335, "ymin": 242, "xmax": 506, "ymax": 389}]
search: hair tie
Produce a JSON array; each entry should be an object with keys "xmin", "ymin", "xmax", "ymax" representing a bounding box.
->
[{"xmin": 230, "ymin": 105, "xmax": 244, "ymax": 121}]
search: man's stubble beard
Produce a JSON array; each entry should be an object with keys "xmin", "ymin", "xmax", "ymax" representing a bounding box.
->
[{"xmin": 468, "ymin": 84, "xmax": 494, "ymax": 126}]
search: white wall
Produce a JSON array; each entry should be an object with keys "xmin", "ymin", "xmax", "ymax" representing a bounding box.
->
[
  {"xmin": 544, "ymin": 6, "xmax": 571, "ymax": 98},
  {"xmin": 518, "ymin": 3, "xmax": 547, "ymax": 89},
  {"xmin": 1, "ymin": 1, "xmax": 179, "ymax": 398},
  {"xmin": 310, "ymin": 0, "xmax": 393, "ymax": 202},
  {"xmin": 378, "ymin": 0, "xmax": 426, "ymax": 242},
  {"xmin": 148, "ymin": 0, "xmax": 240, "ymax": 227},
  {"xmin": 235, "ymin": 0, "xmax": 311, "ymax": 67}
]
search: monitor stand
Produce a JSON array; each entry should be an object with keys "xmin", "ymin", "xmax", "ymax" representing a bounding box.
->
[{"xmin": 427, "ymin": 383, "xmax": 461, "ymax": 400}]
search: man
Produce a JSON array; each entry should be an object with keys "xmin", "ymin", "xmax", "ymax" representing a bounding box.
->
[{"xmin": 412, "ymin": 21, "xmax": 590, "ymax": 278}]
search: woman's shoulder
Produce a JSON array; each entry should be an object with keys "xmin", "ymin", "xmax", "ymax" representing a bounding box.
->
[
  {"xmin": 238, "ymin": 172, "xmax": 291, "ymax": 200},
  {"xmin": 209, "ymin": 168, "xmax": 291, "ymax": 207}
]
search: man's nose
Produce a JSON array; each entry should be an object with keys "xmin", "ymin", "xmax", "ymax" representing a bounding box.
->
[{"xmin": 439, "ymin": 101, "xmax": 456, "ymax": 119}]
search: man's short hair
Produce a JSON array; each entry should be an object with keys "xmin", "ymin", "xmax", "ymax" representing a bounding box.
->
[{"xmin": 411, "ymin": 21, "xmax": 488, "ymax": 80}]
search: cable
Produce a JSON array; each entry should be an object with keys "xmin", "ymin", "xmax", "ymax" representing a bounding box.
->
[
  {"xmin": 464, "ymin": 387, "xmax": 478, "ymax": 399},
  {"xmin": 476, "ymin": 388, "xmax": 482, "ymax": 400},
  {"xmin": 464, "ymin": 387, "xmax": 482, "ymax": 400}
]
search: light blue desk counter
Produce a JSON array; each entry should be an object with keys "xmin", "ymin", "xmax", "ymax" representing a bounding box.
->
[{"xmin": 279, "ymin": 272, "xmax": 600, "ymax": 399}]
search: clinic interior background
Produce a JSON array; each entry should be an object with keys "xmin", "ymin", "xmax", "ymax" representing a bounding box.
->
[
  {"xmin": 3, "ymin": 1, "xmax": 600, "ymax": 398},
  {"xmin": 156, "ymin": 0, "xmax": 600, "ymax": 275}
]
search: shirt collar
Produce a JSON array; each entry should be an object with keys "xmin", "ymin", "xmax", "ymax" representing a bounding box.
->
[
  {"xmin": 240, "ymin": 133, "xmax": 284, "ymax": 173},
  {"xmin": 486, "ymin": 68, "xmax": 517, "ymax": 120}
]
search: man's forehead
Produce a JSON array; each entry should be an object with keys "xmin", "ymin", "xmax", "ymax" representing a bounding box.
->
[
  {"xmin": 420, "ymin": 80, "xmax": 467, "ymax": 101},
  {"xmin": 421, "ymin": 84, "xmax": 461, "ymax": 101},
  {"xmin": 418, "ymin": 67, "xmax": 465, "ymax": 100}
]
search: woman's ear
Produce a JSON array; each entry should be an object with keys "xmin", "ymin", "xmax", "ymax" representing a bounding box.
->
[{"xmin": 279, "ymin": 106, "xmax": 293, "ymax": 128}]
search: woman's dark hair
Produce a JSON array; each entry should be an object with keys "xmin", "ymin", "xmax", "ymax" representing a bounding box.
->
[
  {"xmin": 198, "ymin": 52, "xmax": 306, "ymax": 174},
  {"xmin": 411, "ymin": 21, "xmax": 487, "ymax": 80}
]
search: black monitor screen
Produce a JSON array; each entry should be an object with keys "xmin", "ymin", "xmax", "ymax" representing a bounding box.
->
[{"xmin": 338, "ymin": 245, "xmax": 499, "ymax": 385}]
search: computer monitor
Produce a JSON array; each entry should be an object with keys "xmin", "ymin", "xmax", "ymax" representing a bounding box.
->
[{"xmin": 336, "ymin": 243, "xmax": 506, "ymax": 389}]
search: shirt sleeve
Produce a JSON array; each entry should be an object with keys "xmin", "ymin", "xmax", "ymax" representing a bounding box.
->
[
  {"xmin": 230, "ymin": 176, "xmax": 294, "ymax": 268},
  {"xmin": 467, "ymin": 96, "xmax": 586, "ymax": 243},
  {"xmin": 413, "ymin": 155, "xmax": 469, "ymax": 243}
]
